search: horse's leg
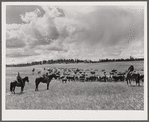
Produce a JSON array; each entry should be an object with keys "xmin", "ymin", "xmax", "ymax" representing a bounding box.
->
[
  {"xmin": 11, "ymin": 86, "xmax": 13, "ymax": 93},
  {"xmin": 126, "ymin": 78, "xmax": 128, "ymax": 85},
  {"xmin": 129, "ymin": 80, "xmax": 131, "ymax": 86},
  {"xmin": 21, "ymin": 86, "xmax": 24, "ymax": 93},
  {"xmin": 35, "ymin": 80, "xmax": 39, "ymax": 91},
  {"xmin": 137, "ymin": 78, "xmax": 140, "ymax": 86},
  {"xmin": 135, "ymin": 78, "xmax": 138, "ymax": 86},
  {"xmin": 35, "ymin": 83, "xmax": 37, "ymax": 91},
  {"xmin": 14, "ymin": 86, "xmax": 16, "ymax": 94},
  {"xmin": 127, "ymin": 78, "xmax": 130, "ymax": 86},
  {"xmin": 36, "ymin": 82, "xmax": 39, "ymax": 91},
  {"xmin": 21, "ymin": 87, "xmax": 23, "ymax": 93},
  {"xmin": 47, "ymin": 82, "xmax": 50, "ymax": 90},
  {"xmin": 138, "ymin": 76, "xmax": 140, "ymax": 86}
]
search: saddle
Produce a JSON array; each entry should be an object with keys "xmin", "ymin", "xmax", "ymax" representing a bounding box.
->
[
  {"xmin": 42, "ymin": 75, "xmax": 49, "ymax": 81},
  {"xmin": 16, "ymin": 80, "xmax": 24, "ymax": 86}
]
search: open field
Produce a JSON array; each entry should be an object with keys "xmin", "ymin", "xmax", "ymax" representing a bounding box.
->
[{"xmin": 5, "ymin": 61, "xmax": 144, "ymax": 110}]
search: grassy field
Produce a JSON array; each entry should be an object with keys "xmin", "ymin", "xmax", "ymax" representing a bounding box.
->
[{"xmin": 5, "ymin": 61, "xmax": 144, "ymax": 110}]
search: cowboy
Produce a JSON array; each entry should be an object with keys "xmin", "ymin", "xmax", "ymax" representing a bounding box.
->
[
  {"xmin": 16, "ymin": 72, "xmax": 24, "ymax": 85},
  {"xmin": 128, "ymin": 65, "xmax": 134, "ymax": 75},
  {"xmin": 41, "ymin": 68, "xmax": 49, "ymax": 82}
]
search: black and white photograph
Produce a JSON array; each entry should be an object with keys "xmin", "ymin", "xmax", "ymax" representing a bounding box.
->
[{"xmin": 2, "ymin": 1, "xmax": 147, "ymax": 121}]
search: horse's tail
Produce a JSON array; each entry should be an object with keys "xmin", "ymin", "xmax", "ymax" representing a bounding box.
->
[{"xmin": 10, "ymin": 82, "xmax": 13, "ymax": 92}]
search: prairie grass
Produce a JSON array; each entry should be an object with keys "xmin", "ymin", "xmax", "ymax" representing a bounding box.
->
[
  {"xmin": 6, "ymin": 81, "xmax": 144, "ymax": 110},
  {"xmin": 5, "ymin": 61, "xmax": 144, "ymax": 110}
]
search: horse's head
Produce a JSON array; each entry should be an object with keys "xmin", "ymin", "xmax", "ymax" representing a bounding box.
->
[
  {"xmin": 24, "ymin": 76, "xmax": 29, "ymax": 83},
  {"xmin": 48, "ymin": 73, "xmax": 57, "ymax": 80},
  {"xmin": 53, "ymin": 73, "xmax": 58, "ymax": 79}
]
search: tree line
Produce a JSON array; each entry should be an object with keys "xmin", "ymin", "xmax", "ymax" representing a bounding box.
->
[{"xmin": 6, "ymin": 57, "xmax": 144, "ymax": 67}]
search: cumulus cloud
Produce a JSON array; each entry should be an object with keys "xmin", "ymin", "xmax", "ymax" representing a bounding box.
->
[
  {"xmin": 6, "ymin": 5, "xmax": 144, "ymax": 64},
  {"xmin": 6, "ymin": 28, "xmax": 26, "ymax": 48},
  {"xmin": 74, "ymin": 6, "xmax": 144, "ymax": 47},
  {"xmin": 6, "ymin": 48, "xmax": 39, "ymax": 58},
  {"xmin": 20, "ymin": 8, "xmax": 42, "ymax": 23}
]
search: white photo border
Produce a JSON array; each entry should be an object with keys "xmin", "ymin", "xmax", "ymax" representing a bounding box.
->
[{"xmin": 2, "ymin": 1, "xmax": 148, "ymax": 121}]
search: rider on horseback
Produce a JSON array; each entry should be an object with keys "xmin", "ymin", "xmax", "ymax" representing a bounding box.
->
[
  {"xmin": 128, "ymin": 65, "xmax": 134, "ymax": 75},
  {"xmin": 43, "ymin": 73, "xmax": 49, "ymax": 81},
  {"xmin": 41, "ymin": 68, "xmax": 49, "ymax": 82},
  {"xmin": 16, "ymin": 72, "xmax": 24, "ymax": 85}
]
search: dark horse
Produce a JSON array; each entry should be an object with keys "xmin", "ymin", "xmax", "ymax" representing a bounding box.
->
[
  {"xmin": 125, "ymin": 71, "xmax": 140, "ymax": 86},
  {"xmin": 10, "ymin": 76, "xmax": 29, "ymax": 94},
  {"xmin": 35, "ymin": 73, "xmax": 57, "ymax": 91}
]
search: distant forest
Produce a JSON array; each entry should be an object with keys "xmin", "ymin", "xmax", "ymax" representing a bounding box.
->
[{"xmin": 6, "ymin": 56, "xmax": 144, "ymax": 67}]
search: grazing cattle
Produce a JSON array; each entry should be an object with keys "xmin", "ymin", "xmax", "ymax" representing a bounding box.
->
[
  {"xmin": 112, "ymin": 75, "xmax": 125, "ymax": 82},
  {"xmin": 106, "ymin": 75, "xmax": 112, "ymax": 82},
  {"xmin": 111, "ymin": 69, "xmax": 117, "ymax": 73},
  {"xmin": 100, "ymin": 76, "xmax": 108, "ymax": 82},
  {"xmin": 79, "ymin": 75, "xmax": 86, "ymax": 82},
  {"xmin": 67, "ymin": 75, "xmax": 75, "ymax": 82},
  {"xmin": 89, "ymin": 75, "xmax": 97, "ymax": 82},
  {"xmin": 85, "ymin": 76, "xmax": 90, "ymax": 82},
  {"xmin": 47, "ymin": 68, "xmax": 53, "ymax": 74},
  {"xmin": 90, "ymin": 71, "xmax": 95, "ymax": 75},
  {"xmin": 62, "ymin": 76, "xmax": 67, "ymax": 83},
  {"xmin": 74, "ymin": 75, "xmax": 79, "ymax": 81},
  {"xmin": 38, "ymin": 71, "xmax": 41, "ymax": 74},
  {"xmin": 33, "ymin": 67, "xmax": 143, "ymax": 85},
  {"xmin": 97, "ymin": 75, "xmax": 101, "ymax": 82}
]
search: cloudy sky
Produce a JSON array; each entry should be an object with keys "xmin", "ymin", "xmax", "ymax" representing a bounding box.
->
[{"xmin": 6, "ymin": 4, "xmax": 144, "ymax": 64}]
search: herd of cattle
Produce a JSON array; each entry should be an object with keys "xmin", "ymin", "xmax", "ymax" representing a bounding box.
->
[{"xmin": 33, "ymin": 67, "xmax": 144, "ymax": 83}]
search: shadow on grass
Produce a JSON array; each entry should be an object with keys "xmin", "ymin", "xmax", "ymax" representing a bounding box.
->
[
  {"xmin": 6, "ymin": 92, "xmax": 24, "ymax": 96},
  {"xmin": 129, "ymin": 85, "xmax": 143, "ymax": 87},
  {"xmin": 7, "ymin": 89, "xmax": 50, "ymax": 96},
  {"xmin": 14, "ymin": 92, "xmax": 24, "ymax": 95},
  {"xmin": 34, "ymin": 89, "xmax": 49, "ymax": 92}
]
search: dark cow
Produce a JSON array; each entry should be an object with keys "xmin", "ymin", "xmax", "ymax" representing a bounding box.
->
[{"xmin": 112, "ymin": 75, "xmax": 125, "ymax": 82}]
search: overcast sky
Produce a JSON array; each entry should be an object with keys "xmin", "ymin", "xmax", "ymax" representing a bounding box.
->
[{"xmin": 6, "ymin": 4, "xmax": 144, "ymax": 64}]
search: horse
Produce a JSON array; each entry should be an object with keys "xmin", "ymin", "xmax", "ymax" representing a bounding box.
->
[
  {"xmin": 10, "ymin": 76, "xmax": 29, "ymax": 94},
  {"xmin": 139, "ymin": 74, "xmax": 144, "ymax": 86},
  {"xmin": 125, "ymin": 71, "xmax": 140, "ymax": 86},
  {"xmin": 35, "ymin": 73, "xmax": 57, "ymax": 91},
  {"xmin": 139, "ymin": 74, "xmax": 144, "ymax": 81}
]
